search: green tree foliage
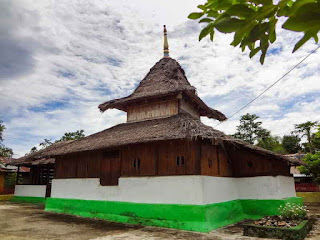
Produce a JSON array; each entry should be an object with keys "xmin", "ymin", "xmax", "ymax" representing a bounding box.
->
[
  {"xmin": 0, "ymin": 120, "xmax": 5, "ymax": 142},
  {"xmin": 311, "ymin": 125, "xmax": 320, "ymax": 151},
  {"xmin": 188, "ymin": 0, "xmax": 320, "ymax": 64},
  {"xmin": 257, "ymin": 135, "xmax": 286, "ymax": 153},
  {"xmin": 30, "ymin": 130, "xmax": 85, "ymax": 152},
  {"xmin": 39, "ymin": 138, "xmax": 53, "ymax": 149},
  {"xmin": 293, "ymin": 121, "xmax": 318, "ymax": 153},
  {"xmin": 282, "ymin": 134, "xmax": 301, "ymax": 153},
  {"xmin": 232, "ymin": 113, "xmax": 270, "ymax": 144},
  {"xmin": 0, "ymin": 147, "xmax": 13, "ymax": 158},
  {"xmin": 0, "ymin": 120, "xmax": 13, "ymax": 158},
  {"xmin": 57, "ymin": 129, "xmax": 85, "ymax": 142},
  {"xmin": 299, "ymin": 152, "xmax": 320, "ymax": 184}
]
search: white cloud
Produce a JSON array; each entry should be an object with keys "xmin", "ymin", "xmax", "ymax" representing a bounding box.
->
[{"xmin": 1, "ymin": 0, "xmax": 319, "ymax": 157}]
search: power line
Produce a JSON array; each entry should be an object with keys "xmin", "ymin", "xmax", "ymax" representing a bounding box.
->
[{"xmin": 214, "ymin": 45, "xmax": 320, "ymax": 128}]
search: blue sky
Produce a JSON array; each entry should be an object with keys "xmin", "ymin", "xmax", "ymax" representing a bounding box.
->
[{"xmin": 1, "ymin": 0, "xmax": 319, "ymax": 157}]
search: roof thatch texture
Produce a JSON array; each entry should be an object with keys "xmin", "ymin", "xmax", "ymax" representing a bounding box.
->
[
  {"xmin": 10, "ymin": 140, "xmax": 74, "ymax": 166},
  {"xmin": 98, "ymin": 57, "xmax": 227, "ymax": 121},
  {"xmin": 15, "ymin": 113, "xmax": 301, "ymax": 166}
]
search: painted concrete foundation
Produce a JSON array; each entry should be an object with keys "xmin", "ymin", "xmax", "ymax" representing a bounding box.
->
[
  {"xmin": 12, "ymin": 185, "xmax": 47, "ymax": 204},
  {"xmin": 45, "ymin": 175, "xmax": 300, "ymax": 232},
  {"xmin": 51, "ymin": 175, "xmax": 296, "ymax": 205},
  {"xmin": 14, "ymin": 185, "xmax": 46, "ymax": 198},
  {"xmin": 45, "ymin": 197, "xmax": 303, "ymax": 232}
]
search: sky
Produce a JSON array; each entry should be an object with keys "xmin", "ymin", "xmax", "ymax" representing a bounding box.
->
[{"xmin": 1, "ymin": 0, "xmax": 319, "ymax": 158}]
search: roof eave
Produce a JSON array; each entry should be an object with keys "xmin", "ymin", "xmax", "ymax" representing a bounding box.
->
[{"xmin": 183, "ymin": 91, "xmax": 227, "ymax": 121}]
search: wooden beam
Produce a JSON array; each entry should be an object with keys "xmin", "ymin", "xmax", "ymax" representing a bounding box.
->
[{"xmin": 16, "ymin": 165, "xmax": 20, "ymax": 185}]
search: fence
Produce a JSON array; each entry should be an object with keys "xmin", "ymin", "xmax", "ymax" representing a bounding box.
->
[{"xmin": 295, "ymin": 183, "xmax": 320, "ymax": 192}]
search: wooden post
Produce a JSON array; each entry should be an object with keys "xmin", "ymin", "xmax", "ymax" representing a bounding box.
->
[{"xmin": 16, "ymin": 165, "xmax": 20, "ymax": 185}]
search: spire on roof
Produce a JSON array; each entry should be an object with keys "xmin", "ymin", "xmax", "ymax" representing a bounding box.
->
[{"xmin": 163, "ymin": 25, "xmax": 169, "ymax": 58}]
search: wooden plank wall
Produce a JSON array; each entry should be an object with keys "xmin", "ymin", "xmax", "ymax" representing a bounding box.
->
[
  {"xmin": 126, "ymin": 100, "xmax": 178, "ymax": 122},
  {"xmin": 226, "ymin": 146, "xmax": 290, "ymax": 177},
  {"xmin": 200, "ymin": 144, "xmax": 233, "ymax": 177},
  {"xmin": 157, "ymin": 140, "xmax": 200, "ymax": 175},
  {"xmin": 54, "ymin": 140, "xmax": 291, "ymax": 185},
  {"xmin": 55, "ymin": 151, "xmax": 101, "ymax": 179}
]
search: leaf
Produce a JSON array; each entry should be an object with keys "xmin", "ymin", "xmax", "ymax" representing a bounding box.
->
[
  {"xmin": 251, "ymin": 0, "xmax": 273, "ymax": 5},
  {"xmin": 232, "ymin": 21, "xmax": 256, "ymax": 46},
  {"xmin": 260, "ymin": 49, "xmax": 267, "ymax": 64},
  {"xmin": 199, "ymin": 22, "xmax": 214, "ymax": 41},
  {"xmin": 199, "ymin": 18, "xmax": 213, "ymax": 23},
  {"xmin": 282, "ymin": 3, "xmax": 320, "ymax": 32},
  {"xmin": 250, "ymin": 47, "xmax": 261, "ymax": 58},
  {"xmin": 207, "ymin": 10, "xmax": 219, "ymax": 18},
  {"xmin": 210, "ymin": 30, "xmax": 215, "ymax": 41},
  {"xmin": 225, "ymin": 4, "xmax": 256, "ymax": 18},
  {"xmin": 214, "ymin": 17, "xmax": 247, "ymax": 33},
  {"xmin": 197, "ymin": 5, "xmax": 206, "ymax": 11},
  {"xmin": 255, "ymin": 5, "xmax": 278, "ymax": 21},
  {"xmin": 293, "ymin": 32, "xmax": 312, "ymax": 52},
  {"xmin": 188, "ymin": 12, "xmax": 204, "ymax": 20},
  {"xmin": 277, "ymin": 5, "xmax": 291, "ymax": 17},
  {"xmin": 287, "ymin": 0, "xmax": 317, "ymax": 16},
  {"xmin": 215, "ymin": 0, "xmax": 234, "ymax": 10},
  {"xmin": 269, "ymin": 18, "xmax": 278, "ymax": 43}
]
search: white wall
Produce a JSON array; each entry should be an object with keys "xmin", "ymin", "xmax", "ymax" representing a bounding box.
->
[
  {"xmin": 51, "ymin": 176, "xmax": 203, "ymax": 204},
  {"xmin": 15, "ymin": 185, "xmax": 46, "ymax": 198},
  {"xmin": 51, "ymin": 175, "xmax": 296, "ymax": 205},
  {"xmin": 202, "ymin": 175, "xmax": 296, "ymax": 205}
]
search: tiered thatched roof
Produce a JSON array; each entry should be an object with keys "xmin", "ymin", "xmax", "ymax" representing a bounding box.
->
[
  {"xmin": 12, "ymin": 113, "xmax": 301, "ymax": 166},
  {"xmin": 99, "ymin": 58, "xmax": 227, "ymax": 121}
]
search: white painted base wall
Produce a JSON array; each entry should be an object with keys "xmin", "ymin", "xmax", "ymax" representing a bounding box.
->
[
  {"xmin": 51, "ymin": 175, "xmax": 296, "ymax": 205},
  {"xmin": 14, "ymin": 185, "xmax": 46, "ymax": 198}
]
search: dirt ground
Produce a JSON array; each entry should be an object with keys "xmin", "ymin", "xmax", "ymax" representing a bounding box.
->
[{"xmin": 0, "ymin": 201, "xmax": 319, "ymax": 240}]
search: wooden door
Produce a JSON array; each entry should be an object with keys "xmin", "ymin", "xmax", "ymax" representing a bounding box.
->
[{"xmin": 100, "ymin": 151, "xmax": 121, "ymax": 186}]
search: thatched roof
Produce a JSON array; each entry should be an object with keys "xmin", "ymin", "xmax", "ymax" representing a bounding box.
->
[
  {"xmin": 99, "ymin": 57, "xmax": 227, "ymax": 121},
  {"xmin": 10, "ymin": 140, "xmax": 74, "ymax": 166},
  {"xmin": 13, "ymin": 113, "xmax": 301, "ymax": 166}
]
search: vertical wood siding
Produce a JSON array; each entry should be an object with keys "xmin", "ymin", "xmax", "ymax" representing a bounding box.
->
[
  {"xmin": 200, "ymin": 144, "xmax": 233, "ymax": 177},
  {"xmin": 179, "ymin": 98, "xmax": 200, "ymax": 119},
  {"xmin": 54, "ymin": 140, "xmax": 291, "ymax": 186},
  {"xmin": 127, "ymin": 100, "xmax": 178, "ymax": 122},
  {"xmin": 226, "ymin": 146, "xmax": 290, "ymax": 177}
]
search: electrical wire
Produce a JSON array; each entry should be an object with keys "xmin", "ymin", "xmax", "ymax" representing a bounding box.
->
[{"xmin": 214, "ymin": 45, "xmax": 320, "ymax": 128}]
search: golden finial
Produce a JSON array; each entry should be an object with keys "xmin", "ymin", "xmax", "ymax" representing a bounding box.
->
[{"xmin": 163, "ymin": 25, "xmax": 169, "ymax": 58}]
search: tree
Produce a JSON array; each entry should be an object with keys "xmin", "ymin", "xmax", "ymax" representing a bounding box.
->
[
  {"xmin": 39, "ymin": 139, "xmax": 53, "ymax": 149},
  {"xmin": 299, "ymin": 152, "xmax": 320, "ymax": 184},
  {"xmin": 30, "ymin": 146, "xmax": 38, "ymax": 153},
  {"xmin": 0, "ymin": 120, "xmax": 5, "ymax": 142},
  {"xmin": 30, "ymin": 130, "xmax": 85, "ymax": 152},
  {"xmin": 257, "ymin": 135, "xmax": 286, "ymax": 153},
  {"xmin": 0, "ymin": 120, "xmax": 13, "ymax": 158},
  {"xmin": 293, "ymin": 121, "xmax": 318, "ymax": 153},
  {"xmin": 188, "ymin": 0, "xmax": 320, "ymax": 64},
  {"xmin": 57, "ymin": 130, "xmax": 85, "ymax": 142},
  {"xmin": 282, "ymin": 134, "xmax": 301, "ymax": 153},
  {"xmin": 311, "ymin": 125, "xmax": 320, "ymax": 151},
  {"xmin": 232, "ymin": 113, "xmax": 270, "ymax": 144}
]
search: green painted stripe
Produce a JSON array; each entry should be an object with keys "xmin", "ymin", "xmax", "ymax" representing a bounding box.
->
[
  {"xmin": 10, "ymin": 196, "xmax": 46, "ymax": 204},
  {"xmin": 45, "ymin": 197, "xmax": 302, "ymax": 232}
]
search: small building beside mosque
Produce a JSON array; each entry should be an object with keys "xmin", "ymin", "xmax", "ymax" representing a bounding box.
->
[{"xmin": 11, "ymin": 26, "xmax": 302, "ymax": 232}]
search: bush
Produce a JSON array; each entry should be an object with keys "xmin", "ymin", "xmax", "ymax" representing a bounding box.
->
[{"xmin": 278, "ymin": 203, "xmax": 307, "ymax": 221}]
